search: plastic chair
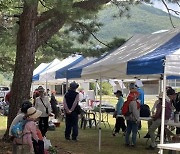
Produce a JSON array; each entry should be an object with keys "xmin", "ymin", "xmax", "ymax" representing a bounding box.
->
[{"xmin": 80, "ymin": 111, "xmax": 97, "ymax": 129}]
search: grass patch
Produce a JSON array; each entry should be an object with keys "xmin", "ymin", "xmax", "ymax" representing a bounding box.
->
[{"xmin": 0, "ymin": 95, "xmax": 169, "ymax": 154}]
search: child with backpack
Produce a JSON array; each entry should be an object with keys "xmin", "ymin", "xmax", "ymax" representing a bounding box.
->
[
  {"xmin": 13, "ymin": 107, "xmax": 44, "ymax": 154},
  {"xmin": 9, "ymin": 100, "xmax": 32, "ymax": 137}
]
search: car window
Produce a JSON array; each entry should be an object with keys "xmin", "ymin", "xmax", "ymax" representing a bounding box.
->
[{"xmin": 0, "ymin": 87, "xmax": 9, "ymax": 91}]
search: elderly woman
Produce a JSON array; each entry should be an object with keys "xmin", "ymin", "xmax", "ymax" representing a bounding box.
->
[{"xmin": 35, "ymin": 86, "xmax": 51, "ymax": 137}]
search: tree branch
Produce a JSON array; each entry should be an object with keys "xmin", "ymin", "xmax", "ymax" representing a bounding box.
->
[
  {"xmin": 36, "ymin": 15, "xmax": 67, "ymax": 48},
  {"xmin": 39, "ymin": 0, "xmax": 51, "ymax": 10},
  {"xmin": 73, "ymin": 0, "xmax": 111, "ymax": 10},
  {"xmin": 161, "ymin": 0, "xmax": 178, "ymax": 28},
  {"xmin": 36, "ymin": 8, "xmax": 58, "ymax": 25},
  {"xmin": 69, "ymin": 19, "xmax": 111, "ymax": 48}
]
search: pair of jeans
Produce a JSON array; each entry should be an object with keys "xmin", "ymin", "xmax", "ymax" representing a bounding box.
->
[
  {"xmin": 65, "ymin": 111, "xmax": 78, "ymax": 140},
  {"xmin": 125, "ymin": 120, "xmax": 138, "ymax": 145},
  {"xmin": 114, "ymin": 117, "xmax": 126, "ymax": 133}
]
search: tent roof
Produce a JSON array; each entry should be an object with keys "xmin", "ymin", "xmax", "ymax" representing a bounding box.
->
[
  {"xmin": 33, "ymin": 58, "xmax": 61, "ymax": 81},
  {"xmin": 56, "ymin": 57, "xmax": 97, "ymax": 79},
  {"xmin": 81, "ymin": 28, "xmax": 180, "ymax": 79},
  {"xmin": 38, "ymin": 54, "xmax": 83, "ymax": 82}
]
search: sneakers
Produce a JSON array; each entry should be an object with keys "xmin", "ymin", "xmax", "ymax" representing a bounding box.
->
[
  {"xmin": 144, "ymin": 133, "xmax": 150, "ymax": 138},
  {"xmin": 146, "ymin": 145, "xmax": 155, "ymax": 150}
]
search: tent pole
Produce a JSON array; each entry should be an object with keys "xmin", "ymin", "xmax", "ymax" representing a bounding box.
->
[
  {"xmin": 66, "ymin": 78, "xmax": 68, "ymax": 93},
  {"xmin": 95, "ymin": 79, "xmax": 98, "ymax": 101},
  {"xmin": 159, "ymin": 73, "xmax": 166, "ymax": 154},
  {"xmin": 121, "ymin": 80, "xmax": 124, "ymax": 94},
  {"xmin": 99, "ymin": 76, "xmax": 102, "ymax": 152}
]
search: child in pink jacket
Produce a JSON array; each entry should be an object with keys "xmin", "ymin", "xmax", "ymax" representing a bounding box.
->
[{"xmin": 14, "ymin": 107, "xmax": 44, "ymax": 154}]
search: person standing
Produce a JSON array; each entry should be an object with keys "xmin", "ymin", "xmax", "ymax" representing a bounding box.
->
[
  {"xmin": 113, "ymin": 90, "xmax": 126, "ymax": 136},
  {"xmin": 50, "ymin": 91, "xmax": 58, "ymax": 119},
  {"xmin": 63, "ymin": 81, "xmax": 79, "ymax": 141},
  {"xmin": 125, "ymin": 83, "xmax": 140, "ymax": 147},
  {"xmin": 35, "ymin": 86, "xmax": 51, "ymax": 137}
]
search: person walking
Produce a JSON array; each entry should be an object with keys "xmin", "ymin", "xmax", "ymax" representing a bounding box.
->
[
  {"xmin": 113, "ymin": 90, "xmax": 126, "ymax": 136},
  {"xmin": 63, "ymin": 81, "xmax": 80, "ymax": 141},
  {"xmin": 35, "ymin": 86, "xmax": 51, "ymax": 137}
]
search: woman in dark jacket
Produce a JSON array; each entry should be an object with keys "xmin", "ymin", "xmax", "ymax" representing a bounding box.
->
[{"xmin": 50, "ymin": 92, "xmax": 58, "ymax": 119}]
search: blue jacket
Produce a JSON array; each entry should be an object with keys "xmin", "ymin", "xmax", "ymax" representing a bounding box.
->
[
  {"xmin": 137, "ymin": 87, "xmax": 144, "ymax": 105},
  {"xmin": 116, "ymin": 96, "xmax": 124, "ymax": 115}
]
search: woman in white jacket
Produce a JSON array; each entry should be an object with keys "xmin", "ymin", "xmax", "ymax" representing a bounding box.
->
[{"xmin": 35, "ymin": 86, "xmax": 51, "ymax": 137}]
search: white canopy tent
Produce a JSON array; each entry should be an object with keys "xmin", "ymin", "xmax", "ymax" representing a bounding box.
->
[
  {"xmin": 81, "ymin": 28, "xmax": 180, "ymax": 79},
  {"xmin": 80, "ymin": 28, "xmax": 180, "ymax": 153},
  {"xmin": 159, "ymin": 49, "xmax": 180, "ymax": 154}
]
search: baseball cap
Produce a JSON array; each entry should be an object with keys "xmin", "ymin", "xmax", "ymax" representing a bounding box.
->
[{"xmin": 129, "ymin": 83, "xmax": 136, "ymax": 89}]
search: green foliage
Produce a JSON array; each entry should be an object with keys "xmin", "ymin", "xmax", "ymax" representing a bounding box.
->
[
  {"xmin": 89, "ymin": 81, "xmax": 113, "ymax": 95},
  {"xmin": 48, "ymin": 146, "xmax": 58, "ymax": 154},
  {"xmin": 102, "ymin": 81, "xmax": 112, "ymax": 95}
]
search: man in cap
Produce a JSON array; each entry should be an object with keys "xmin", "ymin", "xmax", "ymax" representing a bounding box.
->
[
  {"xmin": 167, "ymin": 88, "xmax": 180, "ymax": 134},
  {"xmin": 63, "ymin": 81, "xmax": 80, "ymax": 141}
]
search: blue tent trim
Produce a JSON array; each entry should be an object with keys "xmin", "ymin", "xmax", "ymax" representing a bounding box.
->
[
  {"xmin": 55, "ymin": 56, "xmax": 84, "ymax": 79},
  {"xmin": 66, "ymin": 51, "xmax": 113, "ymax": 79},
  {"xmin": 127, "ymin": 32, "xmax": 180, "ymax": 75},
  {"xmin": 32, "ymin": 62, "xmax": 53, "ymax": 81},
  {"xmin": 66, "ymin": 58, "xmax": 98, "ymax": 79}
]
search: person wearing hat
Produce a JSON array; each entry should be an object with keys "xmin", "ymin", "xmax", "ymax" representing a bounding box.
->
[
  {"xmin": 125, "ymin": 83, "xmax": 140, "ymax": 147},
  {"xmin": 112, "ymin": 90, "xmax": 126, "ymax": 136},
  {"xmin": 167, "ymin": 88, "xmax": 180, "ymax": 134},
  {"xmin": 63, "ymin": 81, "xmax": 80, "ymax": 141},
  {"xmin": 145, "ymin": 92, "xmax": 172, "ymax": 150},
  {"xmin": 13, "ymin": 107, "xmax": 44, "ymax": 154},
  {"xmin": 35, "ymin": 86, "xmax": 51, "ymax": 137},
  {"xmin": 9, "ymin": 100, "xmax": 32, "ymax": 136}
]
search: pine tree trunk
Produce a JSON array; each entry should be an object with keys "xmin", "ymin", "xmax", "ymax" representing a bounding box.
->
[{"xmin": 3, "ymin": 0, "xmax": 38, "ymax": 140}]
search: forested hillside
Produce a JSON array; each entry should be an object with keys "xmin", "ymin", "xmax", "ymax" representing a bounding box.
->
[{"xmin": 95, "ymin": 4, "xmax": 180, "ymax": 42}]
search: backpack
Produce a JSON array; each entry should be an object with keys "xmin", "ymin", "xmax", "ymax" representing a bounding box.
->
[
  {"xmin": 11, "ymin": 119, "xmax": 28, "ymax": 138},
  {"xmin": 121, "ymin": 100, "xmax": 140, "ymax": 116},
  {"xmin": 122, "ymin": 91, "xmax": 140, "ymax": 116},
  {"xmin": 140, "ymin": 104, "xmax": 150, "ymax": 117}
]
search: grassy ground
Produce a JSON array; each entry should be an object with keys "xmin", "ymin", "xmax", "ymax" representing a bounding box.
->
[{"xmin": 0, "ymin": 95, "xmax": 169, "ymax": 154}]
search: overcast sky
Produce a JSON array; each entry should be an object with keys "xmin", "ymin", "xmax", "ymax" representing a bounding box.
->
[{"xmin": 151, "ymin": 0, "xmax": 180, "ymax": 17}]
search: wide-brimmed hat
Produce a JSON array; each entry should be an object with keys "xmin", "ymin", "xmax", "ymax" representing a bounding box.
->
[
  {"xmin": 27, "ymin": 107, "xmax": 42, "ymax": 119},
  {"xmin": 70, "ymin": 81, "xmax": 79, "ymax": 89},
  {"xmin": 38, "ymin": 86, "xmax": 45, "ymax": 92}
]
